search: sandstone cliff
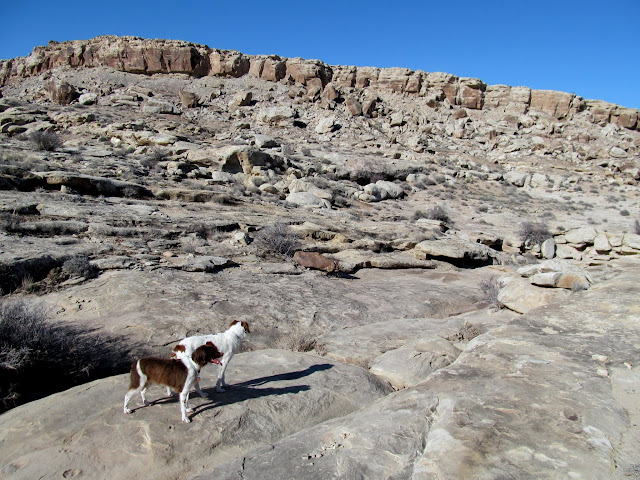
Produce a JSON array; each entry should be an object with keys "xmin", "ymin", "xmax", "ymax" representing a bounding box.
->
[{"xmin": 1, "ymin": 35, "xmax": 638, "ymax": 130}]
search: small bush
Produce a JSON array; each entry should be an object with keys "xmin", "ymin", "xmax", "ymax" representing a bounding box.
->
[
  {"xmin": 519, "ymin": 221, "xmax": 551, "ymax": 245},
  {"xmin": 254, "ymin": 223, "xmax": 300, "ymax": 258},
  {"xmin": 274, "ymin": 331, "xmax": 318, "ymax": 352},
  {"xmin": 620, "ymin": 209, "xmax": 630, "ymax": 217},
  {"xmin": 0, "ymin": 299, "xmax": 131, "ymax": 411},
  {"xmin": 62, "ymin": 255, "xmax": 99, "ymax": 279},
  {"xmin": 480, "ymin": 276, "xmax": 501, "ymax": 310},
  {"xmin": 414, "ymin": 205, "xmax": 451, "ymax": 223},
  {"xmin": 30, "ymin": 131, "xmax": 64, "ymax": 152}
]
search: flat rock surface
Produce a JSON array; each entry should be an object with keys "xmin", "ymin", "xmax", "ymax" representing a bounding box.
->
[
  {"xmin": 35, "ymin": 267, "xmax": 487, "ymax": 355},
  {"xmin": 0, "ymin": 350, "xmax": 392, "ymax": 480},
  {"xmin": 194, "ymin": 261, "xmax": 640, "ymax": 480}
]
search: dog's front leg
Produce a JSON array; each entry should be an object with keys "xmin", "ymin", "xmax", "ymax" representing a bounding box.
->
[{"xmin": 179, "ymin": 389, "xmax": 191, "ymax": 423}]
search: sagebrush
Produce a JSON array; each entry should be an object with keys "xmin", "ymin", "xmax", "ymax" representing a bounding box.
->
[
  {"xmin": 30, "ymin": 131, "xmax": 64, "ymax": 152},
  {"xmin": 254, "ymin": 223, "xmax": 300, "ymax": 257},
  {"xmin": 0, "ymin": 299, "xmax": 132, "ymax": 411},
  {"xmin": 519, "ymin": 221, "xmax": 551, "ymax": 245}
]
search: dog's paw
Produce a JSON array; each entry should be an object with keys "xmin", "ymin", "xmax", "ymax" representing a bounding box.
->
[
  {"xmin": 199, "ymin": 392, "xmax": 209, "ymax": 399},
  {"xmin": 216, "ymin": 385, "xmax": 226, "ymax": 393},
  {"xmin": 186, "ymin": 407, "xmax": 194, "ymax": 413},
  {"xmin": 124, "ymin": 408, "xmax": 132, "ymax": 414},
  {"xmin": 182, "ymin": 417, "xmax": 191, "ymax": 424}
]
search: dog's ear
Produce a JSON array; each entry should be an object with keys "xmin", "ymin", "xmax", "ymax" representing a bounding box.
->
[
  {"xmin": 230, "ymin": 320, "xmax": 239, "ymax": 327},
  {"xmin": 191, "ymin": 346, "xmax": 206, "ymax": 365},
  {"xmin": 241, "ymin": 321, "xmax": 250, "ymax": 333},
  {"xmin": 205, "ymin": 341, "xmax": 215, "ymax": 347}
]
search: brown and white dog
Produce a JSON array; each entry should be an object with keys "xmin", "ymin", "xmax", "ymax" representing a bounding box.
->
[
  {"xmin": 171, "ymin": 320, "xmax": 250, "ymax": 395},
  {"xmin": 124, "ymin": 343, "xmax": 222, "ymax": 423}
]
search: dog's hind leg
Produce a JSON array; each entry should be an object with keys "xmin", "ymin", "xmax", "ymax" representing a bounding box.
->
[
  {"xmin": 216, "ymin": 359, "xmax": 229, "ymax": 392},
  {"xmin": 124, "ymin": 388, "xmax": 141, "ymax": 414}
]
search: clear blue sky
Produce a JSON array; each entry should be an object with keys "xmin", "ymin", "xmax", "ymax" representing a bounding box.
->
[{"xmin": 1, "ymin": 0, "xmax": 639, "ymax": 109}]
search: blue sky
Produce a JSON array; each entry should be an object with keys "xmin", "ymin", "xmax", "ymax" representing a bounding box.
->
[{"xmin": 1, "ymin": 0, "xmax": 639, "ymax": 109}]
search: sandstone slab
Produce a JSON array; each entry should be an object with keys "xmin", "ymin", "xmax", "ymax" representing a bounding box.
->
[{"xmin": 0, "ymin": 350, "xmax": 392, "ymax": 480}]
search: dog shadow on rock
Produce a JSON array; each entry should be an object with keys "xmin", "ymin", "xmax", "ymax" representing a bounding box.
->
[{"xmin": 190, "ymin": 364, "xmax": 334, "ymax": 417}]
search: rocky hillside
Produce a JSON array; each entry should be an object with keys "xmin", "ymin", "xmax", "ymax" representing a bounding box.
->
[{"xmin": 0, "ymin": 36, "xmax": 639, "ymax": 479}]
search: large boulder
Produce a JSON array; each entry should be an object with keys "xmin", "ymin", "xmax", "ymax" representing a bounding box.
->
[{"xmin": 414, "ymin": 236, "xmax": 495, "ymax": 266}]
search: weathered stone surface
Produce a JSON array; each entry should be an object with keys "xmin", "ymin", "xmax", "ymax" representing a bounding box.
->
[
  {"xmin": 369, "ymin": 336, "xmax": 461, "ymax": 389},
  {"xmin": 328, "ymin": 249, "xmax": 436, "ymax": 273},
  {"xmin": 195, "ymin": 264, "xmax": 640, "ymax": 479},
  {"xmin": 0, "ymin": 350, "xmax": 392, "ymax": 480},
  {"xmin": 530, "ymin": 89, "xmax": 577, "ymax": 118},
  {"xmin": 36, "ymin": 171, "xmax": 152, "ymax": 197}
]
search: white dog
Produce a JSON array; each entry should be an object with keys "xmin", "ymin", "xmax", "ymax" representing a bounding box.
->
[
  {"xmin": 124, "ymin": 343, "xmax": 222, "ymax": 423},
  {"xmin": 172, "ymin": 320, "xmax": 250, "ymax": 396}
]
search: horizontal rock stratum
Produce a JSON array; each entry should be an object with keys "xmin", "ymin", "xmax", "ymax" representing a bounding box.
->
[{"xmin": 1, "ymin": 35, "xmax": 638, "ymax": 130}]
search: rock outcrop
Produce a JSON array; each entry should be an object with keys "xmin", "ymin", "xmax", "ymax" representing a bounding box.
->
[{"xmin": 1, "ymin": 36, "xmax": 638, "ymax": 131}]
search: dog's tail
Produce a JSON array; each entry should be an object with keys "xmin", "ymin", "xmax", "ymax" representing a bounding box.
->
[{"xmin": 128, "ymin": 360, "xmax": 141, "ymax": 390}]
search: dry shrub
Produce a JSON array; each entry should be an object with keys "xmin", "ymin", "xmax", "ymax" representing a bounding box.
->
[
  {"xmin": 519, "ymin": 221, "xmax": 551, "ymax": 245},
  {"xmin": 0, "ymin": 299, "xmax": 132, "ymax": 411},
  {"xmin": 274, "ymin": 331, "xmax": 318, "ymax": 352},
  {"xmin": 254, "ymin": 223, "xmax": 300, "ymax": 258},
  {"xmin": 62, "ymin": 255, "xmax": 99, "ymax": 279},
  {"xmin": 30, "ymin": 131, "xmax": 64, "ymax": 152},
  {"xmin": 480, "ymin": 276, "xmax": 501, "ymax": 310},
  {"xmin": 413, "ymin": 205, "xmax": 451, "ymax": 223}
]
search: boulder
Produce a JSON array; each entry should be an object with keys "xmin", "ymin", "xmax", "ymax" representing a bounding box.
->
[
  {"xmin": 503, "ymin": 170, "xmax": 529, "ymax": 187},
  {"xmin": 541, "ymin": 238, "xmax": 556, "ymax": 259},
  {"xmin": 293, "ymin": 251, "xmax": 339, "ymax": 272},
  {"xmin": 414, "ymin": 236, "xmax": 495, "ymax": 266},
  {"xmin": 344, "ymin": 95, "xmax": 362, "ymax": 116},
  {"xmin": 497, "ymin": 277, "xmax": 570, "ymax": 313},
  {"xmin": 47, "ymin": 80, "xmax": 77, "ymax": 105},
  {"xmin": 593, "ymin": 233, "xmax": 612, "ymax": 253},
  {"xmin": 229, "ymin": 91, "xmax": 252, "ymax": 108},
  {"xmin": 564, "ymin": 226, "xmax": 597, "ymax": 245},
  {"xmin": 286, "ymin": 191, "xmax": 330, "ymax": 208},
  {"xmin": 179, "ymin": 90, "xmax": 200, "ymax": 108},
  {"xmin": 622, "ymin": 233, "xmax": 640, "ymax": 250}
]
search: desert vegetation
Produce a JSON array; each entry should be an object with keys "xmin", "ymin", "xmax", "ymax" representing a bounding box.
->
[{"xmin": 0, "ymin": 298, "xmax": 132, "ymax": 411}]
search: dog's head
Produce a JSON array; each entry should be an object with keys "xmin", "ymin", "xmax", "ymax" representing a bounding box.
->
[
  {"xmin": 192, "ymin": 342, "xmax": 223, "ymax": 367},
  {"xmin": 230, "ymin": 320, "xmax": 250, "ymax": 334}
]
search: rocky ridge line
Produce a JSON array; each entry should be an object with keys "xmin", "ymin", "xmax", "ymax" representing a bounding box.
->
[{"xmin": 1, "ymin": 35, "xmax": 638, "ymax": 131}]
